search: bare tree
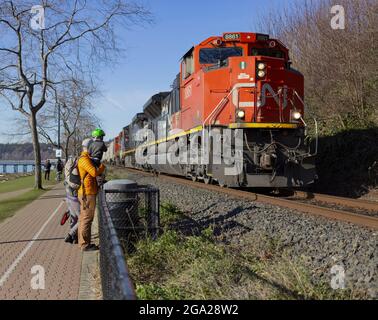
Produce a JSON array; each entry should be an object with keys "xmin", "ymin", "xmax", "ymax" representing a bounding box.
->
[
  {"xmin": 38, "ymin": 79, "xmax": 99, "ymax": 161},
  {"xmin": 0, "ymin": 0, "xmax": 151, "ymax": 188}
]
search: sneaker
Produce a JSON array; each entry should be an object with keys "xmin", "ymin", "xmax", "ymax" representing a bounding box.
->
[
  {"xmin": 64, "ymin": 234, "xmax": 74, "ymax": 244},
  {"xmin": 82, "ymin": 244, "xmax": 99, "ymax": 252}
]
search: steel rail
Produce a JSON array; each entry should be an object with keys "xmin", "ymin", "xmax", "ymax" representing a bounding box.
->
[{"xmin": 291, "ymin": 191, "xmax": 378, "ymax": 212}]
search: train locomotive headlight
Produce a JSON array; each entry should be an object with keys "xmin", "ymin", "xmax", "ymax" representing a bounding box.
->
[
  {"xmin": 257, "ymin": 63, "xmax": 266, "ymax": 79},
  {"xmin": 257, "ymin": 70, "xmax": 266, "ymax": 78},
  {"xmin": 236, "ymin": 109, "xmax": 245, "ymax": 119},
  {"xmin": 257, "ymin": 63, "xmax": 266, "ymax": 70}
]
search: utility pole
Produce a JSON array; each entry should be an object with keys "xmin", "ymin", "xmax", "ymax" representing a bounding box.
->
[
  {"xmin": 57, "ymin": 102, "xmax": 61, "ymax": 149},
  {"xmin": 56, "ymin": 103, "xmax": 62, "ymax": 160}
]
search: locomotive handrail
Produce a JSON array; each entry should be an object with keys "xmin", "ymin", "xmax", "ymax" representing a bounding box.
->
[
  {"xmin": 203, "ymin": 83, "xmax": 258, "ymax": 130},
  {"xmin": 311, "ymin": 117, "xmax": 319, "ymax": 156},
  {"xmin": 293, "ymin": 90, "xmax": 305, "ymax": 109},
  {"xmin": 292, "ymin": 90, "xmax": 318, "ymax": 157},
  {"xmin": 203, "ymin": 88, "xmax": 234, "ymax": 127},
  {"xmin": 204, "ymin": 84, "xmax": 311, "ymax": 130},
  {"xmin": 301, "ymin": 117, "xmax": 319, "ymax": 157}
]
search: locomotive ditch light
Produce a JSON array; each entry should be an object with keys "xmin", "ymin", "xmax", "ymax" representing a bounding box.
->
[
  {"xmin": 292, "ymin": 111, "xmax": 302, "ymax": 120},
  {"xmin": 237, "ymin": 109, "xmax": 245, "ymax": 119}
]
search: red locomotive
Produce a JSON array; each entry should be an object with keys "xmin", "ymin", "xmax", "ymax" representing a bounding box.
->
[{"xmin": 105, "ymin": 32, "xmax": 317, "ymax": 188}]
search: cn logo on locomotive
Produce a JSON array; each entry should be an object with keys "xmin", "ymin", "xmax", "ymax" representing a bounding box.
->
[{"xmin": 260, "ymin": 83, "xmax": 288, "ymax": 109}]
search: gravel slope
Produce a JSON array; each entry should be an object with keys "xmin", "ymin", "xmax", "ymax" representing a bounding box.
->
[{"xmin": 126, "ymin": 172, "xmax": 378, "ymax": 299}]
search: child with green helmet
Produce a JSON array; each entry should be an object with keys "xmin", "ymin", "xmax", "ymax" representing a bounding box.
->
[{"xmin": 88, "ymin": 128, "xmax": 108, "ymax": 167}]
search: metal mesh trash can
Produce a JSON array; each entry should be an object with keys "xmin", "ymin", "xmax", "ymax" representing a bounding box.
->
[
  {"xmin": 104, "ymin": 180, "xmax": 139, "ymax": 242},
  {"xmin": 103, "ymin": 179, "xmax": 160, "ymax": 251}
]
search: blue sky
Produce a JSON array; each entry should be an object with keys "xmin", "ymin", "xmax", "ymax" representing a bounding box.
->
[{"xmin": 0, "ymin": 0, "xmax": 293, "ymax": 143}]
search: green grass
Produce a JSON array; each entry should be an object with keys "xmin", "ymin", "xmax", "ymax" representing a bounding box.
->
[
  {"xmin": 0, "ymin": 172, "xmax": 57, "ymax": 194},
  {"xmin": 105, "ymin": 166, "xmax": 125, "ymax": 181},
  {"xmin": 0, "ymin": 188, "xmax": 49, "ymax": 223},
  {"xmin": 0, "ymin": 175, "xmax": 35, "ymax": 193},
  {"xmin": 0, "ymin": 172, "xmax": 58, "ymax": 223},
  {"xmin": 127, "ymin": 204, "xmax": 362, "ymax": 300},
  {"xmin": 160, "ymin": 203, "xmax": 185, "ymax": 226}
]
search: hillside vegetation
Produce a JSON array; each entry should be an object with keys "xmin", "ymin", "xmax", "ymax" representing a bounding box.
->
[
  {"xmin": 259, "ymin": 0, "xmax": 377, "ymax": 134},
  {"xmin": 258, "ymin": 0, "xmax": 377, "ymax": 195},
  {"xmin": 0, "ymin": 143, "xmax": 55, "ymax": 160}
]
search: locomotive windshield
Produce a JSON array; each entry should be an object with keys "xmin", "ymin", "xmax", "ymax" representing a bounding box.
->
[
  {"xmin": 250, "ymin": 48, "xmax": 284, "ymax": 58},
  {"xmin": 199, "ymin": 47, "xmax": 243, "ymax": 64}
]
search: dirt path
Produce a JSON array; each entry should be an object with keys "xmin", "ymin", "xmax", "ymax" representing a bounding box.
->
[{"xmin": 0, "ymin": 189, "xmax": 32, "ymax": 202}]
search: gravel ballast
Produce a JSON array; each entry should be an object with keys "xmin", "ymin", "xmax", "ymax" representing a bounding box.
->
[{"xmin": 124, "ymin": 171, "xmax": 378, "ymax": 298}]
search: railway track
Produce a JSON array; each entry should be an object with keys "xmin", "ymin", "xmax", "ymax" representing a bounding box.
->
[
  {"xmin": 289, "ymin": 191, "xmax": 378, "ymax": 212},
  {"xmin": 116, "ymin": 166, "xmax": 378, "ymax": 231}
]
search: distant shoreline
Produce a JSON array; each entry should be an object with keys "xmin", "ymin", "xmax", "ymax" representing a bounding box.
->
[
  {"xmin": 0, "ymin": 164, "xmax": 35, "ymax": 175},
  {"xmin": 0, "ymin": 161, "xmax": 57, "ymax": 175},
  {"xmin": 0, "ymin": 172, "xmax": 34, "ymax": 182}
]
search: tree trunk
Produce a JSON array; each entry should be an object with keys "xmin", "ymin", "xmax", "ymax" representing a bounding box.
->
[
  {"xmin": 29, "ymin": 112, "xmax": 43, "ymax": 189},
  {"xmin": 64, "ymin": 137, "xmax": 70, "ymax": 162}
]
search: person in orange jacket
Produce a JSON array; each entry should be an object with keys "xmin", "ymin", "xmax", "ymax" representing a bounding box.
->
[{"xmin": 77, "ymin": 138, "xmax": 105, "ymax": 251}]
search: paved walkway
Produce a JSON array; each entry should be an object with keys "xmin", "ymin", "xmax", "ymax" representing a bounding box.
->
[
  {"xmin": 0, "ymin": 188, "xmax": 32, "ymax": 202},
  {"xmin": 0, "ymin": 185, "xmax": 82, "ymax": 300}
]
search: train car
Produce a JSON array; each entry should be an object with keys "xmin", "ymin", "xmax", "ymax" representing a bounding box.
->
[
  {"xmin": 113, "ymin": 135, "xmax": 121, "ymax": 165},
  {"xmin": 103, "ymin": 140, "xmax": 115, "ymax": 165},
  {"xmin": 119, "ymin": 126, "xmax": 130, "ymax": 165},
  {"xmin": 124, "ymin": 113, "xmax": 149, "ymax": 168},
  {"xmin": 120, "ymin": 32, "xmax": 317, "ymax": 188}
]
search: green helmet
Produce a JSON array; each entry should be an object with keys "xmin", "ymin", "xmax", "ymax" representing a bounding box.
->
[{"xmin": 92, "ymin": 128, "xmax": 106, "ymax": 138}]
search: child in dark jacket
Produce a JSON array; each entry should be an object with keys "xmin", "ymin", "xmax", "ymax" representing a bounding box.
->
[
  {"xmin": 88, "ymin": 128, "xmax": 107, "ymax": 187},
  {"xmin": 88, "ymin": 128, "xmax": 107, "ymax": 167}
]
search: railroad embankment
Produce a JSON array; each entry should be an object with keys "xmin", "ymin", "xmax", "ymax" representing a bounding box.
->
[
  {"xmin": 107, "ymin": 167, "xmax": 377, "ymax": 300},
  {"xmin": 314, "ymin": 128, "xmax": 378, "ymax": 198}
]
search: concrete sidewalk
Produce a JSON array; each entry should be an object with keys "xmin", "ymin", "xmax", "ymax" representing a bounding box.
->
[{"xmin": 0, "ymin": 185, "xmax": 82, "ymax": 300}]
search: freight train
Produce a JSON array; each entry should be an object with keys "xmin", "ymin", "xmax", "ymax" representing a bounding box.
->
[{"xmin": 103, "ymin": 32, "xmax": 317, "ymax": 188}]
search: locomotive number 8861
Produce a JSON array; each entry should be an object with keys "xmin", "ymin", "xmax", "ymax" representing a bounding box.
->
[{"xmin": 105, "ymin": 32, "xmax": 317, "ymax": 189}]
